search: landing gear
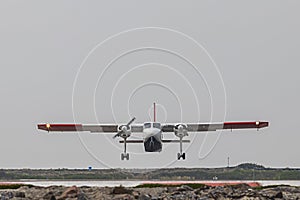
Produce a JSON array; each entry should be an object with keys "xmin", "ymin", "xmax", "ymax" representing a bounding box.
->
[
  {"xmin": 121, "ymin": 153, "xmax": 129, "ymax": 160},
  {"xmin": 177, "ymin": 152, "xmax": 185, "ymax": 160},
  {"xmin": 173, "ymin": 124, "xmax": 188, "ymax": 160},
  {"xmin": 177, "ymin": 137, "xmax": 186, "ymax": 160},
  {"xmin": 121, "ymin": 138, "xmax": 130, "ymax": 160},
  {"xmin": 113, "ymin": 117, "xmax": 135, "ymax": 161}
]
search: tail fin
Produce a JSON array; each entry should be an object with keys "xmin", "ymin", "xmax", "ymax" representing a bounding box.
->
[{"xmin": 153, "ymin": 102, "xmax": 156, "ymax": 122}]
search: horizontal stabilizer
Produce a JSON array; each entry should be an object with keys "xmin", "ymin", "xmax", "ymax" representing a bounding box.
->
[
  {"xmin": 119, "ymin": 140, "xmax": 143, "ymax": 143},
  {"xmin": 162, "ymin": 140, "xmax": 190, "ymax": 143},
  {"xmin": 119, "ymin": 140, "xmax": 190, "ymax": 143}
]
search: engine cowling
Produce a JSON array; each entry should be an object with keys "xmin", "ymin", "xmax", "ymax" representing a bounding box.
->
[
  {"xmin": 117, "ymin": 125, "xmax": 132, "ymax": 138},
  {"xmin": 174, "ymin": 124, "xmax": 188, "ymax": 138}
]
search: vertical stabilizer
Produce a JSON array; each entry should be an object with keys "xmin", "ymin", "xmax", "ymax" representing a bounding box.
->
[{"xmin": 153, "ymin": 102, "xmax": 156, "ymax": 122}]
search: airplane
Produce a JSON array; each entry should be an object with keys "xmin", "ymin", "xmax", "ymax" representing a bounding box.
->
[{"xmin": 37, "ymin": 103, "xmax": 269, "ymax": 160}]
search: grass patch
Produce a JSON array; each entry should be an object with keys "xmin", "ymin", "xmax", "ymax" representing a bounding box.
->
[
  {"xmin": 185, "ymin": 183, "xmax": 206, "ymax": 189},
  {"xmin": 0, "ymin": 184, "xmax": 33, "ymax": 189}
]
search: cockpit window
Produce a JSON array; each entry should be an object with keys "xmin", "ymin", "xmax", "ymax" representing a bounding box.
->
[
  {"xmin": 153, "ymin": 123, "xmax": 161, "ymax": 129},
  {"xmin": 144, "ymin": 123, "xmax": 151, "ymax": 128}
]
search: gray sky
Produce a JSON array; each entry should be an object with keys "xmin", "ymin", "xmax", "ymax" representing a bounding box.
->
[{"xmin": 0, "ymin": 1, "xmax": 299, "ymax": 169}]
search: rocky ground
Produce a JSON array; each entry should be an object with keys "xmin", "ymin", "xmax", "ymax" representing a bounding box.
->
[{"xmin": 0, "ymin": 183, "xmax": 300, "ymax": 200}]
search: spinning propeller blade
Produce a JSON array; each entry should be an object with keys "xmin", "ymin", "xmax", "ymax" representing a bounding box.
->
[{"xmin": 126, "ymin": 117, "xmax": 136, "ymax": 126}]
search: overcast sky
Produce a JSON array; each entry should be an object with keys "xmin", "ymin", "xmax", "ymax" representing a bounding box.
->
[{"xmin": 0, "ymin": 1, "xmax": 299, "ymax": 169}]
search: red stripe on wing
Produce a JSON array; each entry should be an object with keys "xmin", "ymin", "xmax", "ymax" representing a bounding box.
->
[
  {"xmin": 37, "ymin": 124, "xmax": 83, "ymax": 132},
  {"xmin": 223, "ymin": 121, "xmax": 269, "ymax": 129}
]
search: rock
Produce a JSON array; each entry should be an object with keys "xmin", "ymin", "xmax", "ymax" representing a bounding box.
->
[
  {"xmin": 42, "ymin": 194, "xmax": 57, "ymax": 200},
  {"xmin": 1, "ymin": 184, "xmax": 300, "ymax": 200},
  {"xmin": 197, "ymin": 197, "xmax": 212, "ymax": 200},
  {"xmin": 0, "ymin": 192, "xmax": 14, "ymax": 199},
  {"xmin": 274, "ymin": 191, "xmax": 283, "ymax": 198},
  {"xmin": 139, "ymin": 194, "xmax": 151, "ymax": 200},
  {"xmin": 57, "ymin": 186, "xmax": 79, "ymax": 199},
  {"xmin": 112, "ymin": 185, "xmax": 132, "ymax": 194},
  {"xmin": 43, "ymin": 191, "xmax": 56, "ymax": 200},
  {"xmin": 176, "ymin": 185, "xmax": 194, "ymax": 192},
  {"xmin": 171, "ymin": 191, "xmax": 181, "ymax": 196},
  {"xmin": 77, "ymin": 192, "xmax": 89, "ymax": 200},
  {"xmin": 112, "ymin": 194, "xmax": 134, "ymax": 200},
  {"xmin": 166, "ymin": 187, "xmax": 176, "ymax": 193},
  {"xmin": 15, "ymin": 191, "xmax": 25, "ymax": 198},
  {"xmin": 0, "ymin": 196, "xmax": 6, "ymax": 200},
  {"xmin": 50, "ymin": 195, "xmax": 57, "ymax": 200},
  {"xmin": 132, "ymin": 191, "xmax": 140, "ymax": 199},
  {"xmin": 194, "ymin": 185, "xmax": 211, "ymax": 195},
  {"xmin": 239, "ymin": 197, "xmax": 260, "ymax": 200}
]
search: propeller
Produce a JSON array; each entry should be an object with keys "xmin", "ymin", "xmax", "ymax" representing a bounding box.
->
[
  {"xmin": 174, "ymin": 124, "xmax": 188, "ymax": 137},
  {"xmin": 174, "ymin": 124, "xmax": 187, "ymax": 131},
  {"xmin": 113, "ymin": 117, "xmax": 136, "ymax": 139},
  {"xmin": 126, "ymin": 117, "xmax": 136, "ymax": 127}
]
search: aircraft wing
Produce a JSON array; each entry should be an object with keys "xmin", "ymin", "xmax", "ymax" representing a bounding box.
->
[
  {"xmin": 37, "ymin": 124, "xmax": 144, "ymax": 133},
  {"xmin": 162, "ymin": 121, "xmax": 269, "ymax": 132}
]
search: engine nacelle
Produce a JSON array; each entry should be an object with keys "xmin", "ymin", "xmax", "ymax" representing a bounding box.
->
[
  {"xmin": 118, "ymin": 125, "xmax": 132, "ymax": 138},
  {"xmin": 174, "ymin": 124, "xmax": 188, "ymax": 138}
]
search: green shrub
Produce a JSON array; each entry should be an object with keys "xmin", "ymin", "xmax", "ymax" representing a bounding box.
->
[{"xmin": 0, "ymin": 184, "xmax": 33, "ymax": 189}]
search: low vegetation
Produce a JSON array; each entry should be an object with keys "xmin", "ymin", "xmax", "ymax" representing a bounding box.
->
[
  {"xmin": 0, "ymin": 163, "xmax": 300, "ymax": 181},
  {"xmin": 0, "ymin": 184, "xmax": 33, "ymax": 189}
]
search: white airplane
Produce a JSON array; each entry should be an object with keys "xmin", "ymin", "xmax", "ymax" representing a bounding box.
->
[{"xmin": 37, "ymin": 103, "xmax": 269, "ymax": 160}]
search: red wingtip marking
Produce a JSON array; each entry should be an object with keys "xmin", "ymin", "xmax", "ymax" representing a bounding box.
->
[
  {"xmin": 223, "ymin": 121, "xmax": 269, "ymax": 129},
  {"xmin": 37, "ymin": 124, "xmax": 83, "ymax": 131}
]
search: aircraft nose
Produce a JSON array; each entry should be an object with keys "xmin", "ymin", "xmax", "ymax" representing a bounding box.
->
[{"xmin": 144, "ymin": 128, "xmax": 161, "ymax": 136}]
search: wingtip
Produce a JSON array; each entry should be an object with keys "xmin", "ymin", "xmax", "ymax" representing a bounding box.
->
[
  {"xmin": 258, "ymin": 121, "xmax": 269, "ymax": 129},
  {"xmin": 37, "ymin": 124, "xmax": 47, "ymax": 131}
]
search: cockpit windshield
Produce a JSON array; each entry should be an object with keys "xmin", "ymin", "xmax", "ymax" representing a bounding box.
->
[
  {"xmin": 144, "ymin": 122, "xmax": 161, "ymax": 129},
  {"xmin": 144, "ymin": 123, "xmax": 151, "ymax": 128},
  {"xmin": 153, "ymin": 122, "xmax": 161, "ymax": 129}
]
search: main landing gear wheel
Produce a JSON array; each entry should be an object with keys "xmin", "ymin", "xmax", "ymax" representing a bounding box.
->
[
  {"xmin": 176, "ymin": 136, "xmax": 186, "ymax": 160},
  {"xmin": 120, "ymin": 139, "xmax": 130, "ymax": 161},
  {"xmin": 177, "ymin": 152, "xmax": 186, "ymax": 160},
  {"xmin": 121, "ymin": 153, "xmax": 129, "ymax": 160}
]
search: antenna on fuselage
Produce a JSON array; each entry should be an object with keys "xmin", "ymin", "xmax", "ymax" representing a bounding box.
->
[{"xmin": 153, "ymin": 102, "xmax": 156, "ymax": 122}]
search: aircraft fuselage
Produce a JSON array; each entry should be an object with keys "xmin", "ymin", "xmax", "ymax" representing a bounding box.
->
[{"xmin": 142, "ymin": 122, "xmax": 162, "ymax": 152}]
